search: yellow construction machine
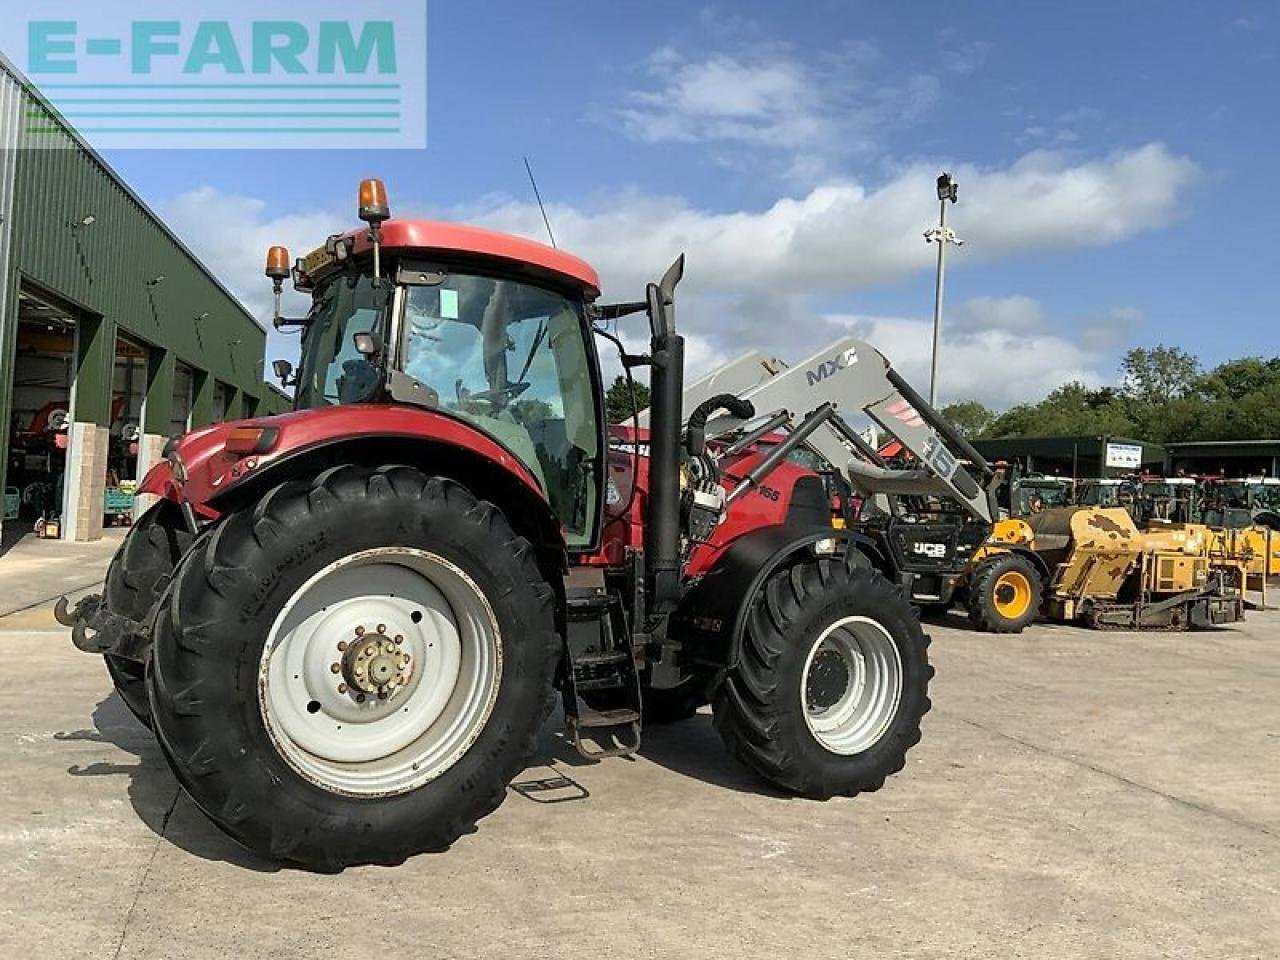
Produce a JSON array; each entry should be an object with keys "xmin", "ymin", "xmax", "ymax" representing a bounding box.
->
[{"xmin": 1024, "ymin": 506, "xmax": 1248, "ymax": 629}]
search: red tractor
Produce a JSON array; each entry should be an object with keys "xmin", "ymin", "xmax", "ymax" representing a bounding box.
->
[{"xmin": 60, "ymin": 179, "xmax": 932, "ymax": 871}]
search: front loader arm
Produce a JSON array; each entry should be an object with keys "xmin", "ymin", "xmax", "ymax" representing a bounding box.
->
[{"xmin": 701, "ymin": 337, "xmax": 996, "ymax": 524}]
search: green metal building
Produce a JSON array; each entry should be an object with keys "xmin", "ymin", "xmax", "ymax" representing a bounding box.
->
[
  {"xmin": 0, "ymin": 54, "xmax": 287, "ymax": 543},
  {"xmin": 1164, "ymin": 440, "xmax": 1280, "ymax": 478},
  {"xmin": 971, "ymin": 435, "xmax": 1165, "ymax": 480}
]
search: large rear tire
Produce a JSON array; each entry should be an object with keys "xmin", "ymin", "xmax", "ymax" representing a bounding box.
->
[
  {"xmin": 101, "ymin": 500, "xmax": 193, "ymax": 727},
  {"xmin": 148, "ymin": 466, "xmax": 560, "ymax": 870},
  {"xmin": 965, "ymin": 552, "xmax": 1042, "ymax": 633},
  {"xmin": 711, "ymin": 554, "xmax": 932, "ymax": 798}
]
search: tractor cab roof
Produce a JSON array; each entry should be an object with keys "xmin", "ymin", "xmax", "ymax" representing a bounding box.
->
[{"xmin": 346, "ymin": 219, "xmax": 601, "ymax": 298}]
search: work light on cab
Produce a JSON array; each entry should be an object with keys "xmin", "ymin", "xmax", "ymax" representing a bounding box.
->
[
  {"xmin": 358, "ymin": 178, "xmax": 391, "ymax": 278},
  {"xmin": 265, "ymin": 244, "xmax": 290, "ymax": 327}
]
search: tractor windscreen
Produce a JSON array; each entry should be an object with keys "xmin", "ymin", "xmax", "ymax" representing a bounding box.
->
[
  {"xmin": 401, "ymin": 273, "xmax": 600, "ymax": 546},
  {"xmin": 295, "ymin": 274, "xmax": 391, "ymax": 409}
]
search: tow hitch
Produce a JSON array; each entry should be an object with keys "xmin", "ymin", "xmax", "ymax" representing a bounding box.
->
[{"xmin": 54, "ymin": 594, "xmax": 150, "ymax": 660}]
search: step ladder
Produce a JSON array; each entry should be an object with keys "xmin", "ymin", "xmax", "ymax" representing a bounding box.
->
[{"xmin": 561, "ymin": 589, "xmax": 642, "ymax": 760}]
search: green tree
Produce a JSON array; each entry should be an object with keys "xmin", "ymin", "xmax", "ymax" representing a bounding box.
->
[
  {"xmin": 940, "ymin": 400, "xmax": 995, "ymax": 438},
  {"xmin": 985, "ymin": 381, "xmax": 1136, "ymax": 439},
  {"xmin": 1120, "ymin": 345, "xmax": 1200, "ymax": 405},
  {"xmin": 605, "ymin": 374, "xmax": 651, "ymax": 424}
]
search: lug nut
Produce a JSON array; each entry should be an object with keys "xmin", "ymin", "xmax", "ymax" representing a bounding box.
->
[
  {"xmin": 337, "ymin": 641, "xmax": 348, "ymax": 652},
  {"xmin": 394, "ymin": 634, "xmax": 403, "ymax": 644},
  {"xmin": 376, "ymin": 623, "xmax": 386, "ymax": 634},
  {"xmin": 355, "ymin": 626, "xmax": 366, "ymax": 636},
  {"xmin": 330, "ymin": 663, "xmax": 341, "ymax": 674},
  {"xmin": 338, "ymin": 683, "xmax": 348, "ymax": 694},
  {"xmin": 356, "ymin": 693, "xmax": 366, "ymax": 703}
]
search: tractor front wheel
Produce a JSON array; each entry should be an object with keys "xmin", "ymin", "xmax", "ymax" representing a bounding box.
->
[
  {"xmin": 712, "ymin": 555, "xmax": 932, "ymax": 799},
  {"xmin": 147, "ymin": 466, "xmax": 559, "ymax": 870},
  {"xmin": 965, "ymin": 552, "xmax": 1042, "ymax": 633}
]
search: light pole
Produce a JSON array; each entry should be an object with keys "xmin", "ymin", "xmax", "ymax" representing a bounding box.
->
[{"xmin": 924, "ymin": 172, "xmax": 963, "ymax": 407}]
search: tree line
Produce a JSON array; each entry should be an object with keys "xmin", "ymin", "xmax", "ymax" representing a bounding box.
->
[
  {"xmin": 605, "ymin": 346, "xmax": 1280, "ymax": 445},
  {"xmin": 942, "ymin": 346, "xmax": 1280, "ymax": 443}
]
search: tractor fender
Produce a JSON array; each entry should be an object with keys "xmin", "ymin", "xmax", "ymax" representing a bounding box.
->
[
  {"xmin": 674, "ymin": 525, "xmax": 876, "ymax": 673},
  {"xmin": 206, "ymin": 429, "xmax": 566, "ymax": 556},
  {"xmin": 980, "ymin": 542, "xmax": 1051, "ymax": 583}
]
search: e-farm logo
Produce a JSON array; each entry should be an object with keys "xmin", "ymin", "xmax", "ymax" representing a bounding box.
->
[{"xmin": 4, "ymin": 2, "xmax": 426, "ymax": 149}]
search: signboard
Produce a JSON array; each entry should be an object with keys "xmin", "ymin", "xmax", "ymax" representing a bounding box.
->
[
  {"xmin": 1104, "ymin": 442, "xmax": 1143, "ymax": 470},
  {"xmin": 2, "ymin": 2, "xmax": 427, "ymax": 150}
]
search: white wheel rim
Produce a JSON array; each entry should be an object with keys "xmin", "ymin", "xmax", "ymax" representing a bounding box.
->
[
  {"xmin": 800, "ymin": 615, "xmax": 903, "ymax": 755},
  {"xmin": 258, "ymin": 547, "xmax": 501, "ymax": 797}
]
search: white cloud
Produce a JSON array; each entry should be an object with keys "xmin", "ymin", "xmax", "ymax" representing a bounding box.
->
[
  {"xmin": 157, "ymin": 143, "xmax": 1189, "ymax": 404},
  {"xmin": 611, "ymin": 45, "xmax": 940, "ymax": 178},
  {"xmin": 158, "ymin": 187, "xmax": 340, "ymax": 366},
  {"xmin": 832, "ymin": 312, "xmax": 1107, "ymax": 409},
  {"xmin": 953, "ymin": 295, "xmax": 1049, "ymax": 334},
  {"xmin": 940, "ymin": 39, "xmax": 994, "ymax": 75},
  {"xmin": 463, "ymin": 142, "xmax": 1196, "ymax": 336}
]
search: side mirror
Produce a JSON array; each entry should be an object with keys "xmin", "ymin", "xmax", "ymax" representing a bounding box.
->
[
  {"xmin": 353, "ymin": 331, "xmax": 383, "ymax": 358},
  {"xmin": 272, "ymin": 358, "xmax": 295, "ymax": 386}
]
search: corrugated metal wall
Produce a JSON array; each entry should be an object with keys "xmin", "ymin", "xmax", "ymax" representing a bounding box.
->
[
  {"xmin": 0, "ymin": 65, "xmax": 27, "ymax": 525},
  {"xmin": 10, "ymin": 91, "xmax": 271, "ymax": 420},
  {"xmin": 0, "ymin": 56, "xmax": 284, "ymax": 531}
]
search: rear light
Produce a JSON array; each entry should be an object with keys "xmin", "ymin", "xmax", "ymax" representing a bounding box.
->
[{"xmin": 225, "ymin": 426, "xmax": 279, "ymax": 455}]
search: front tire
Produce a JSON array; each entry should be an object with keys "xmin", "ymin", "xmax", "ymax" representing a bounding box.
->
[
  {"xmin": 712, "ymin": 555, "xmax": 932, "ymax": 798},
  {"xmin": 101, "ymin": 500, "xmax": 193, "ymax": 727},
  {"xmin": 148, "ymin": 466, "xmax": 560, "ymax": 870},
  {"xmin": 965, "ymin": 552, "xmax": 1042, "ymax": 633}
]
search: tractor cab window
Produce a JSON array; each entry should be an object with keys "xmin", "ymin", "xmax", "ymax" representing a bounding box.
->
[
  {"xmin": 401, "ymin": 273, "xmax": 601, "ymax": 546},
  {"xmin": 296, "ymin": 274, "xmax": 390, "ymax": 408}
]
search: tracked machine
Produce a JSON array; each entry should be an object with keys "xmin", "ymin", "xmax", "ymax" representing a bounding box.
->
[{"xmin": 59, "ymin": 180, "xmax": 935, "ymax": 870}]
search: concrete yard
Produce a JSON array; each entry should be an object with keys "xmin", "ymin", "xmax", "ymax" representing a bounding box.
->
[{"xmin": 0, "ymin": 537, "xmax": 1276, "ymax": 959}]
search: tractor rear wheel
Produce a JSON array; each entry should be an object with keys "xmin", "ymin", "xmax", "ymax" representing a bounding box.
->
[
  {"xmin": 147, "ymin": 466, "xmax": 560, "ymax": 870},
  {"xmin": 101, "ymin": 500, "xmax": 193, "ymax": 727},
  {"xmin": 711, "ymin": 555, "xmax": 932, "ymax": 799},
  {"xmin": 966, "ymin": 552, "xmax": 1042, "ymax": 633}
]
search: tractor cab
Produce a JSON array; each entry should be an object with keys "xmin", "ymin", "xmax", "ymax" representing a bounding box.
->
[{"xmin": 276, "ymin": 213, "xmax": 607, "ymax": 547}]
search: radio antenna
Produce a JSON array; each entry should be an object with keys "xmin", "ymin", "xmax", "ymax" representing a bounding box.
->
[{"xmin": 523, "ymin": 155, "xmax": 557, "ymax": 249}]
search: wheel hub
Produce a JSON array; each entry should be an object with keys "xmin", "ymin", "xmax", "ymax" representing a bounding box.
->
[
  {"xmin": 340, "ymin": 625, "xmax": 413, "ymax": 700},
  {"xmin": 805, "ymin": 647, "xmax": 852, "ymax": 712},
  {"xmin": 259, "ymin": 549, "xmax": 503, "ymax": 796}
]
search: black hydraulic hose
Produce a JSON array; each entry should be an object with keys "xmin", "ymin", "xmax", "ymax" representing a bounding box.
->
[{"xmin": 685, "ymin": 393, "xmax": 756, "ymax": 457}]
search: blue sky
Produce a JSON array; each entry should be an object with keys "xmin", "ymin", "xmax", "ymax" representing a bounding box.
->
[{"xmin": 78, "ymin": 1, "xmax": 1277, "ymax": 408}]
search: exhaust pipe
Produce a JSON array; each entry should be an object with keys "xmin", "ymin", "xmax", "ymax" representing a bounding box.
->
[{"xmin": 644, "ymin": 255, "xmax": 685, "ymax": 614}]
